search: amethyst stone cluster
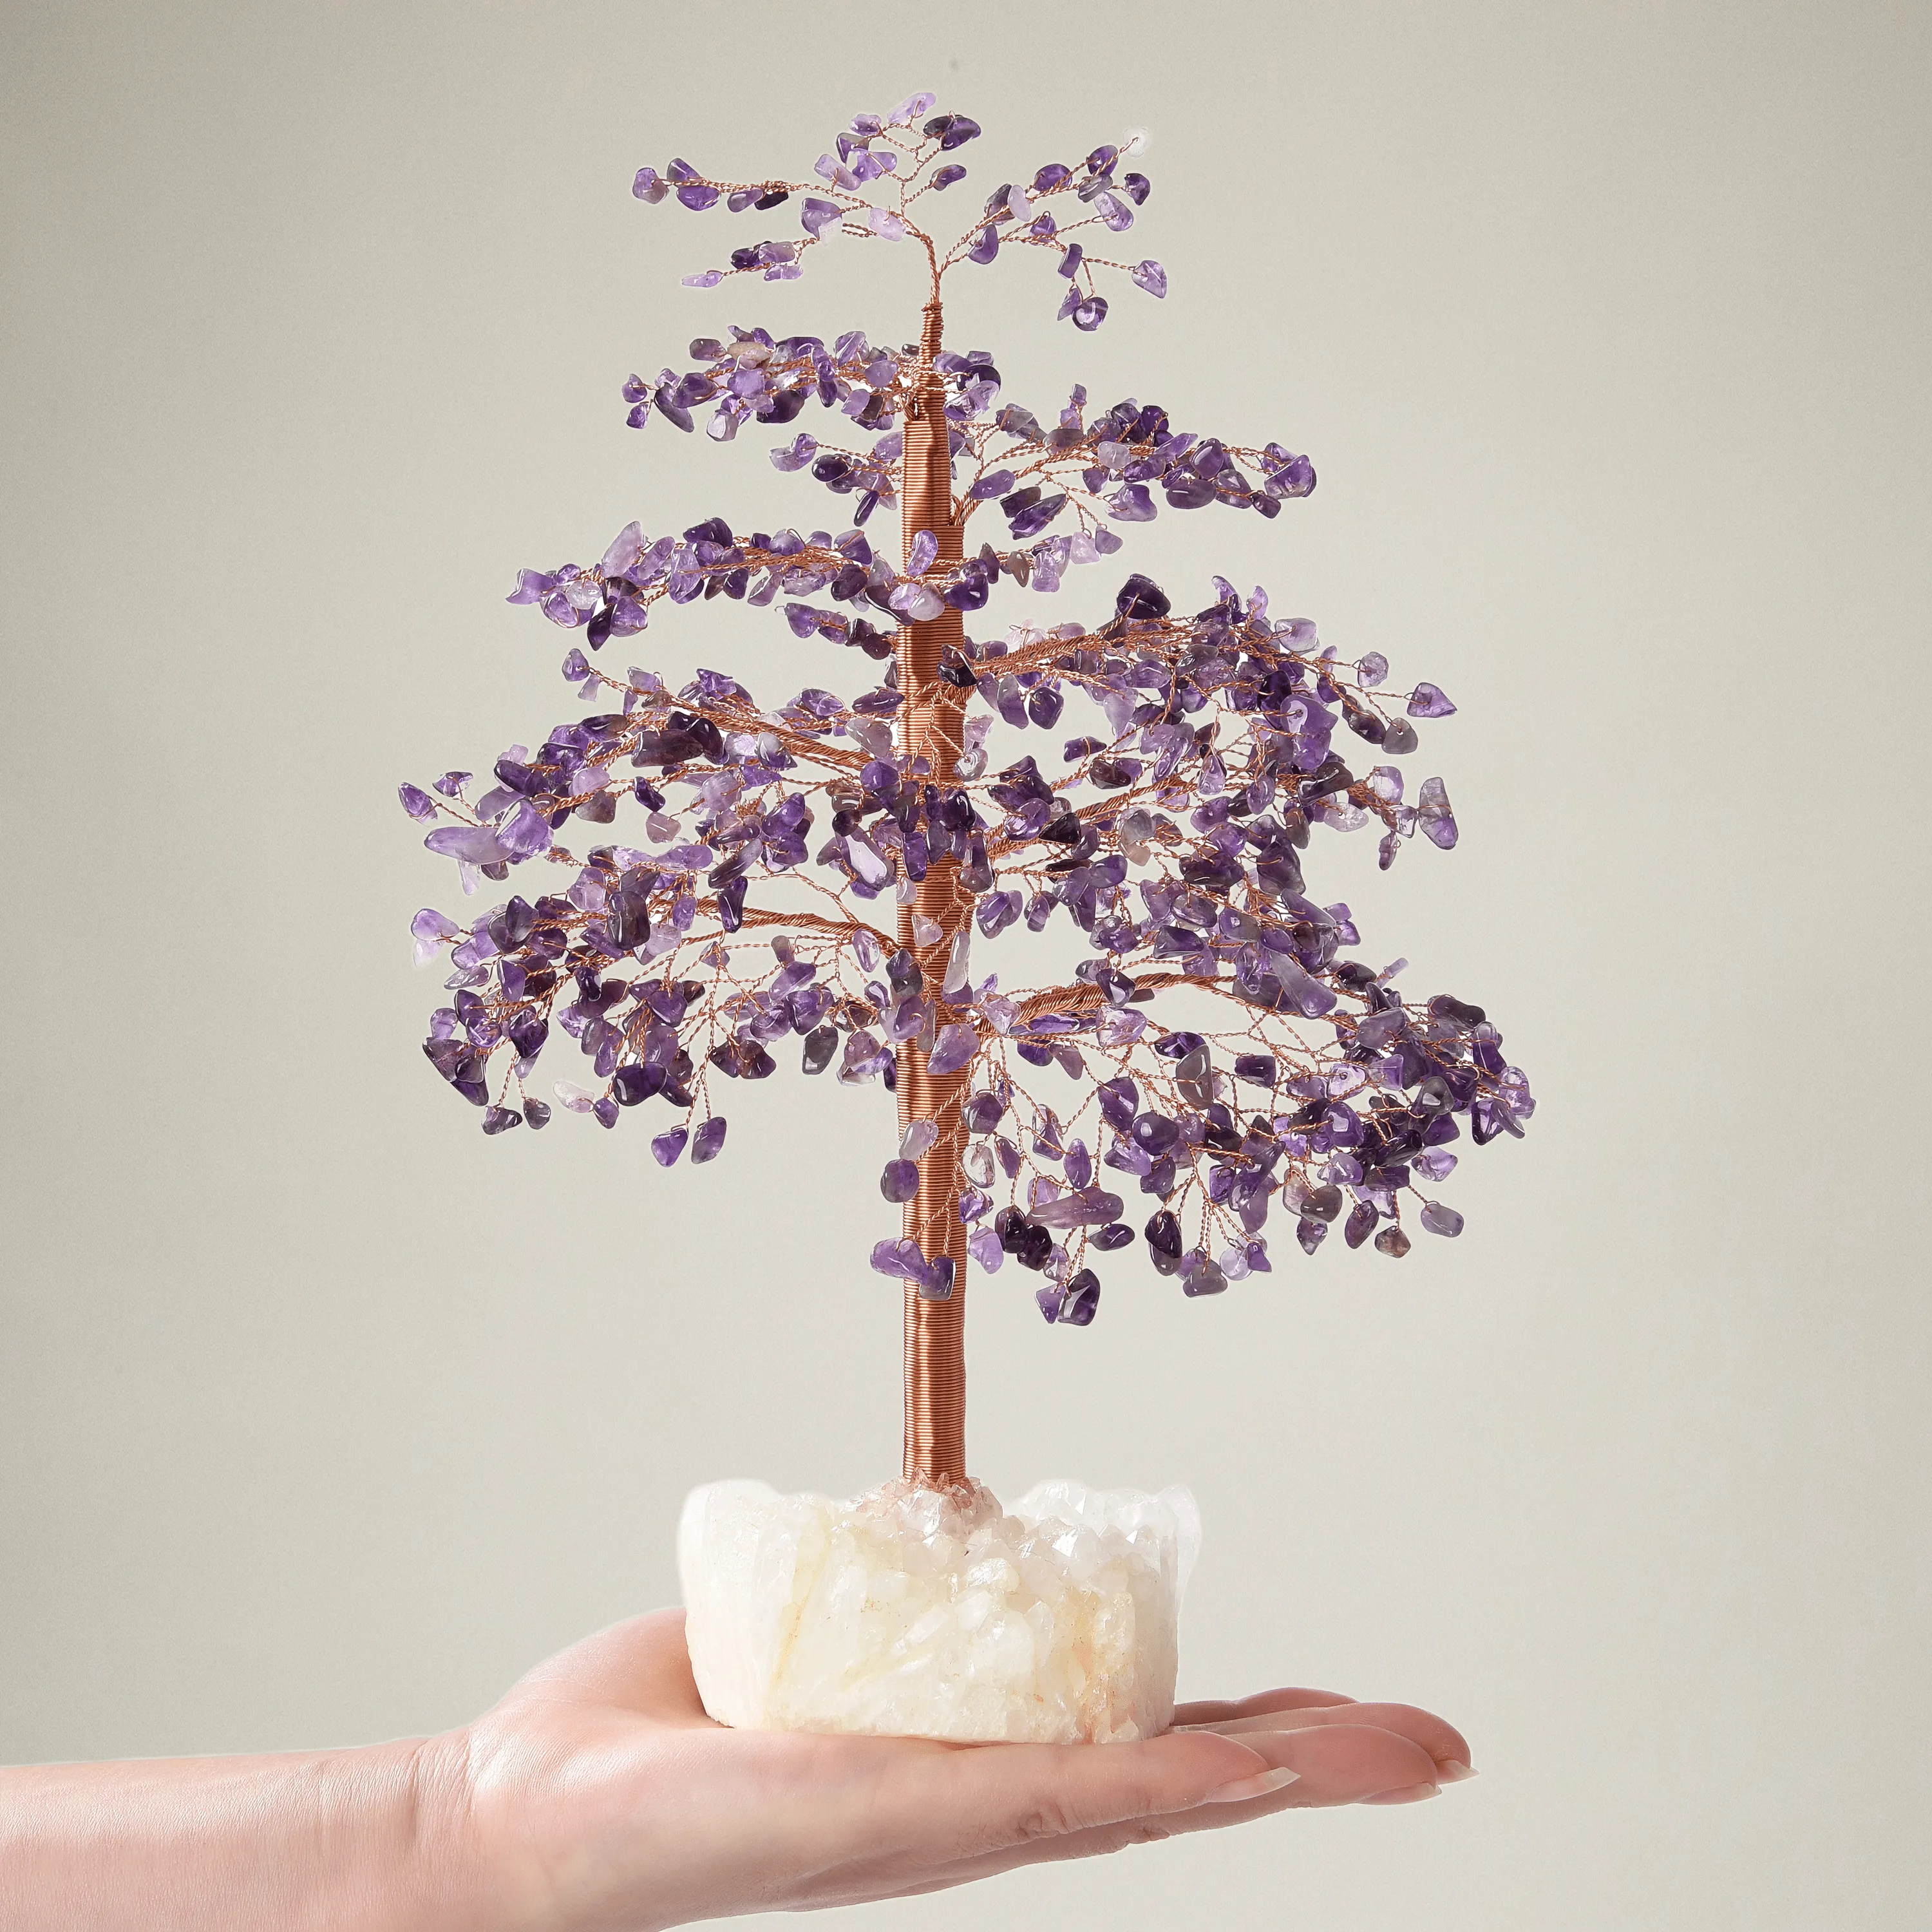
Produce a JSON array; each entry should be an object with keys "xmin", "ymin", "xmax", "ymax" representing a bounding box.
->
[{"xmin": 401, "ymin": 92, "xmax": 1531, "ymax": 1325}]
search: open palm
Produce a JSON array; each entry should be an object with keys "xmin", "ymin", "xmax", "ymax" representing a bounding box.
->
[{"xmin": 444, "ymin": 1609, "xmax": 1473, "ymax": 1929}]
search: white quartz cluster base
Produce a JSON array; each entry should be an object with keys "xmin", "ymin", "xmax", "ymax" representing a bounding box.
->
[{"xmin": 678, "ymin": 1475, "xmax": 1200, "ymax": 1743}]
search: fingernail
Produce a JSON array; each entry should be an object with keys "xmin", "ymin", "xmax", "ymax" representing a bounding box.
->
[
  {"xmin": 1360, "ymin": 1782, "xmax": 1439, "ymax": 1804},
  {"xmin": 1202, "ymin": 1766, "xmax": 1301, "ymax": 1804},
  {"xmin": 1437, "ymin": 1760, "xmax": 1479, "ymax": 1784}
]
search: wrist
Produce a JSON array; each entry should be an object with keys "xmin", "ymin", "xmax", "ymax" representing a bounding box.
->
[
  {"xmin": 400, "ymin": 1727, "xmax": 551, "ymax": 1932},
  {"xmin": 406, "ymin": 1712, "xmax": 687, "ymax": 1932}
]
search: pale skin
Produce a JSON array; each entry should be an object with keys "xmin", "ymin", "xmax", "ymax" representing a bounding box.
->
[{"xmin": 0, "ymin": 1611, "xmax": 1473, "ymax": 1931}]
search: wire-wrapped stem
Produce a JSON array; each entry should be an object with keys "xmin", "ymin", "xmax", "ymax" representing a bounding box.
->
[{"xmin": 897, "ymin": 299, "xmax": 972, "ymax": 1487}]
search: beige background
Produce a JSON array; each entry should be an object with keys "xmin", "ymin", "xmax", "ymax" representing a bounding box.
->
[{"xmin": 4, "ymin": 2, "xmax": 1928, "ymax": 1926}]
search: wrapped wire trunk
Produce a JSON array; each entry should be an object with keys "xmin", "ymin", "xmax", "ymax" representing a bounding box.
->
[{"xmin": 895, "ymin": 299, "xmax": 973, "ymax": 1488}]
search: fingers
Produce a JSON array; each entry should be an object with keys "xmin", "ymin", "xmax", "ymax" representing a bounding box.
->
[
  {"xmin": 901, "ymin": 1706, "xmax": 1453, "ymax": 1863},
  {"xmin": 1197, "ymin": 1720, "xmax": 1443, "ymax": 1808},
  {"xmin": 1188, "ymin": 1699, "xmax": 1473, "ymax": 1776},
  {"xmin": 878, "ymin": 1726, "xmax": 1282, "ymax": 1865},
  {"xmin": 1173, "ymin": 1687, "xmax": 1357, "ymax": 1725},
  {"xmin": 895, "ymin": 1721, "xmax": 1455, "ymax": 1892}
]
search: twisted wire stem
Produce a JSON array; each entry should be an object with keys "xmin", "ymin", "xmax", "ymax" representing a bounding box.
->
[{"xmin": 897, "ymin": 298, "xmax": 973, "ymax": 1487}]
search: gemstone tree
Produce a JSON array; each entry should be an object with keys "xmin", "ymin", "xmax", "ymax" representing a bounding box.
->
[{"xmin": 401, "ymin": 93, "xmax": 1533, "ymax": 1492}]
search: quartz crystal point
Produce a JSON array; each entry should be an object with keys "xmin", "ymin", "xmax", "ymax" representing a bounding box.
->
[{"xmin": 679, "ymin": 1475, "xmax": 1200, "ymax": 1743}]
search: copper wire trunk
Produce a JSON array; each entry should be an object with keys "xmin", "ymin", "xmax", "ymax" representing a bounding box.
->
[{"xmin": 896, "ymin": 301, "xmax": 972, "ymax": 1487}]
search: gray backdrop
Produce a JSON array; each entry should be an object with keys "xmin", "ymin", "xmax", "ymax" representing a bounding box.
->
[{"xmin": 4, "ymin": 3, "xmax": 1927, "ymax": 1926}]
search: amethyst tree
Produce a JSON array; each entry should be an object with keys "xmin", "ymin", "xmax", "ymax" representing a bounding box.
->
[{"xmin": 402, "ymin": 95, "xmax": 1531, "ymax": 1589}]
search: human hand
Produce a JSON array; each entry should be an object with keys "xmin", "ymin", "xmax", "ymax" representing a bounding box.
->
[{"xmin": 428, "ymin": 1609, "xmax": 1475, "ymax": 1930}]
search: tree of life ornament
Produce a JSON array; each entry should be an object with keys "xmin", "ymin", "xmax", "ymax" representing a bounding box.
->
[{"xmin": 399, "ymin": 93, "xmax": 1532, "ymax": 1741}]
